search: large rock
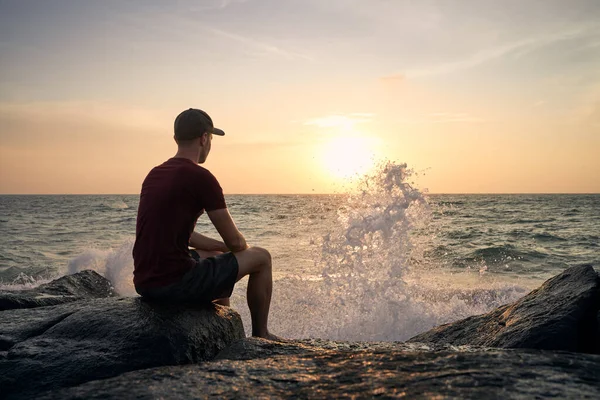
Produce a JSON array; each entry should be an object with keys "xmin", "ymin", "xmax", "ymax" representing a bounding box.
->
[
  {"xmin": 0, "ymin": 270, "xmax": 115, "ymax": 310},
  {"xmin": 0, "ymin": 297, "xmax": 245, "ymax": 399},
  {"xmin": 37, "ymin": 339, "xmax": 600, "ymax": 399},
  {"xmin": 214, "ymin": 337, "xmax": 484, "ymax": 361},
  {"xmin": 409, "ymin": 265, "xmax": 600, "ymax": 353}
]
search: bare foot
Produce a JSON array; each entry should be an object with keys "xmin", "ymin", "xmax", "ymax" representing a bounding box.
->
[{"xmin": 253, "ymin": 332, "xmax": 287, "ymax": 342}]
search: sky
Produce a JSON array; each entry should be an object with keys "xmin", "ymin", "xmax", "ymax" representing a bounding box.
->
[{"xmin": 0, "ymin": 0, "xmax": 599, "ymax": 194}]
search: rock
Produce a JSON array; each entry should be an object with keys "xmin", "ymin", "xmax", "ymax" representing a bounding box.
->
[
  {"xmin": 0, "ymin": 297, "xmax": 245, "ymax": 399},
  {"xmin": 597, "ymin": 311, "xmax": 600, "ymax": 350},
  {"xmin": 36, "ymin": 341, "xmax": 600, "ymax": 399},
  {"xmin": 215, "ymin": 337, "xmax": 322, "ymax": 360},
  {"xmin": 409, "ymin": 265, "xmax": 600, "ymax": 353},
  {"xmin": 215, "ymin": 337, "xmax": 486, "ymax": 361},
  {"xmin": 0, "ymin": 270, "xmax": 115, "ymax": 311}
]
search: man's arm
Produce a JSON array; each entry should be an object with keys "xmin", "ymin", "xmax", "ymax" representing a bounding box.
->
[
  {"xmin": 189, "ymin": 231, "xmax": 229, "ymax": 252},
  {"xmin": 207, "ymin": 208, "xmax": 248, "ymax": 252}
]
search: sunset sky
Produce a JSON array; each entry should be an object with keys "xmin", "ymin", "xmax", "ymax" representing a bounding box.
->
[{"xmin": 1, "ymin": 0, "xmax": 599, "ymax": 194}]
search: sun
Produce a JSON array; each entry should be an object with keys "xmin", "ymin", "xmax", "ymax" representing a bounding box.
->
[{"xmin": 320, "ymin": 135, "xmax": 378, "ymax": 180}]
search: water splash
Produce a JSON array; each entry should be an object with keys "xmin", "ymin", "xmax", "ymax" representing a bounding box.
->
[
  {"xmin": 107, "ymin": 199, "xmax": 129, "ymax": 209},
  {"xmin": 67, "ymin": 239, "xmax": 136, "ymax": 296},
  {"xmin": 0, "ymin": 272, "xmax": 54, "ymax": 291},
  {"xmin": 232, "ymin": 161, "xmax": 528, "ymax": 340}
]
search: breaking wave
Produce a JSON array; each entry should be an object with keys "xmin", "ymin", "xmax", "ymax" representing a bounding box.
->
[{"xmin": 231, "ymin": 161, "xmax": 530, "ymax": 340}]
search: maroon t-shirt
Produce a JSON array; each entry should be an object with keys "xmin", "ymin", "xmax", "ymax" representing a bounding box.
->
[{"xmin": 132, "ymin": 157, "xmax": 226, "ymax": 289}]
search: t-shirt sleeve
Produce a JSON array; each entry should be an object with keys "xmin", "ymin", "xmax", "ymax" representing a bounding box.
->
[{"xmin": 199, "ymin": 170, "xmax": 227, "ymax": 212}]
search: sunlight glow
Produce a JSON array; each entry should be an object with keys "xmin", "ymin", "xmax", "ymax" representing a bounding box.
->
[{"xmin": 320, "ymin": 135, "xmax": 379, "ymax": 180}]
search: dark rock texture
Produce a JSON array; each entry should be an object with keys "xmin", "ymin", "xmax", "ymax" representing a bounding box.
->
[
  {"xmin": 0, "ymin": 297, "xmax": 245, "ymax": 399},
  {"xmin": 0, "ymin": 270, "xmax": 115, "ymax": 311},
  {"xmin": 409, "ymin": 265, "xmax": 600, "ymax": 353},
  {"xmin": 38, "ymin": 339, "xmax": 600, "ymax": 399},
  {"xmin": 215, "ymin": 337, "xmax": 485, "ymax": 361},
  {"xmin": 3, "ymin": 265, "xmax": 600, "ymax": 399}
]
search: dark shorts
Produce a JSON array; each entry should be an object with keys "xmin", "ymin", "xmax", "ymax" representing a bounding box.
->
[{"xmin": 136, "ymin": 250, "xmax": 239, "ymax": 303}]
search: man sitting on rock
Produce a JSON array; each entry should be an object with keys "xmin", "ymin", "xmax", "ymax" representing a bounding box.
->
[{"xmin": 132, "ymin": 108, "xmax": 278, "ymax": 340}]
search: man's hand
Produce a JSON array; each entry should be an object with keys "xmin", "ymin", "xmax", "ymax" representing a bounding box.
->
[
  {"xmin": 189, "ymin": 231, "xmax": 229, "ymax": 252},
  {"xmin": 207, "ymin": 208, "xmax": 248, "ymax": 252}
]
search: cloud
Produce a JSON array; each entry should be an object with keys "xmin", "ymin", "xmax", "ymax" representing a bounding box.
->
[
  {"xmin": 0, "ymin": 101, "xmax": 171, "ymax": 143},
  {"xmin": 380, "ymin": 73, "xmax": 405, "ymax": 82},
  {"xmin": 395, "ymin": 112, "xmax": 484, "ymax": 124},
  {"xmin": 188, "ymin": 0, "xmax": 250, "ymax": 12},
  {"xmin": 116, "ymin": 6, "xmax": 312, "ymax": 62},
  {"xmin": 303, "ymin": 113, "xmax": 374, "ymax": 129},
  {"xmin": 425, "ymin": 113, "xmax": 484, "ymax": 123},
  {"xmin": 204, "ymin": 27, "xmax": 313, "ymax": 61},
  {"xmin": 392, "ymin": 24, "xmax": 600, "ymax": 78}
]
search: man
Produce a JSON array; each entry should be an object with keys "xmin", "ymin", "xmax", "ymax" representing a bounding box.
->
[{"xmin": 133, "ymin": 108, "xmax": 277, "ymax": 340}]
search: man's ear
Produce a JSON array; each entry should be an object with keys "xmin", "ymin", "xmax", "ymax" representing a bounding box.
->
[{"xmin": 200, "ymin": 132, "xmax": 208, "ymax": 146}]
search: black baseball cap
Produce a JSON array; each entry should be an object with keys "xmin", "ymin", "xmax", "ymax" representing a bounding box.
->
[{"xmin": 174, "ymin": 108, "xmax": 225, "ymax": 140}]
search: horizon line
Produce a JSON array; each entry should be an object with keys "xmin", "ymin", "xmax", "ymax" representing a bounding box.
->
[{"xmin": 1, "ymin": 192, "xmax": 599, "ymax": 196}]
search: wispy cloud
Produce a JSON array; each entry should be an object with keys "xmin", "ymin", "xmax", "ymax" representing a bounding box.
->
[
  {"xmin": 380, "ymin": 73, "xmax": 405, "ymax": 82},
  {"xmin": 117, "ymin": 7, "xmax": 312, "ymax": 62},
  {"xmin": 396, "ymin": 24, "xmax": 600, "ymax": 78},
  {"xmin": 189, "ymin": 0, "xmax": 250, "ymax": 12},
  {"xmin": 204, "ymin": 27, "xmax": 313, "ymax": 61},
  {"xmin": 395, "ymin": 112, "xmax": 484, "ymax": 124},
  {"xmin": 425, "ymin": 112, "xmax": 484, "ymax": 123},
  {"xmin": 0, "ymin": 101, "xmax": 170, "ymax": 136},
  {"xmin": 303, "ymin": 113, "xmax": 374, "ymax": 129}
]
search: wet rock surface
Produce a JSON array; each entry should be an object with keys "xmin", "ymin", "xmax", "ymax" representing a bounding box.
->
[
  {"xmin": 0, "ymin": 270, "xmax": 115, "ymax": 310},
  {"xmin": 39, "ymin": 339, "xmax": 600, "ymax": 399},
  {"xmin": 409, "ymin": 265, "xmax": 600, "ymax": 353},
  {"xmin": 3, "ymin": 266, "xmax": 600, "ymax": 399},
  {"xmin": 215, "ymin": 337, "xmax": 486, "ymax": 361},
  {"xmin": 0, "ymin": 296, "xmax": 245, "ymax": 399}
]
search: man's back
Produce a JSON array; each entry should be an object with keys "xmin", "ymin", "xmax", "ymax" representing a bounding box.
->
[
  {"xmin": 132, "ymin": 157, "xmax": 225, "ymax": 289},
  {"xmin": 132, "ymin": 107, "xmax": 278, "ymax": 339}
]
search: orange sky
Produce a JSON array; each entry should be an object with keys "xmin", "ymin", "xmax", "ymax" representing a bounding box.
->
[{"xmin": 1, "ymin": 1, "xmax": 599, "ymax": 194}]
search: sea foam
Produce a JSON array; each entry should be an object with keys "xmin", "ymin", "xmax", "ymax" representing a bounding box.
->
[
  {"xmin": 67, "ymin": 239, "xmax": 136, "ymax": 296},
  {"xmin": 231, "ymin": 161, "xmax": 530, "ymax": 340}
]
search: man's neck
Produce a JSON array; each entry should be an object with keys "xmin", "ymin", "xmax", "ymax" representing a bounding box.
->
[{"xmin": 173, "ymin": 148, "xmax": 200, "ymax": 164}]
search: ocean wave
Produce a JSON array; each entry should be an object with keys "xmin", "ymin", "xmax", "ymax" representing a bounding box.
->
[
  {"xmin": 511, "ymin": 218, "xmax": 556, "ymax": 224},
  {"xmin": 257, "ymin": 230, "xmax": 281, "ymax": 237},
  {"xmin": 231, "ymin": 273, "xmax": 529, "ymax": 341},
  {"xmin": 0, "ymin": 266, "xmax": 55, "ymax": 290},
  {"xmin": 533, "ymin": 233, "xmax": 567, "ymax": 242},
  {"xmin": 238, "ymin": 161, "xmax": 533, "ymax": 341},
  {"xmin": 465, "ymin": 246, "xmax": 548, "ymax": 263},
  {"xmin": 66, "ymin": 239, "xmax": 136, "ymax": 296},
  {"xmin": 446, "ymin": 230, "xmax": 477, "ymax": 240}
]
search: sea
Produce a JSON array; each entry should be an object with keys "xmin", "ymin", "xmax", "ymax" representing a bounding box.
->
[{"xmin": 1, "ymin": 162, "xmax": 598, "ymax": 341}]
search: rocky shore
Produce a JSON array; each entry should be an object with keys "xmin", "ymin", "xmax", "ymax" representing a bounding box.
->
[{"xmin": 1, "ymin": 265, "xmax": 599, "ymax": 399}]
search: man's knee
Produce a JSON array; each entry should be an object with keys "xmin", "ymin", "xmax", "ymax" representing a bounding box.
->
[
  {"xmin": 253, "ymin": 246, "xmax": 272, "ymax": 266},
  {"xmin": 234, "ymin": 246, "xmax": 272, "ymax": 278}
]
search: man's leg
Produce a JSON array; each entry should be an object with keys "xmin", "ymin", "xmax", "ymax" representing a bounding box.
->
[
  {"xmin": 233, "ymin": 247, "xmax": 276, "ymax": 339},
  {"xmin": 192, "ymin": 249, "xmax": 230, "ymax": 306}
]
